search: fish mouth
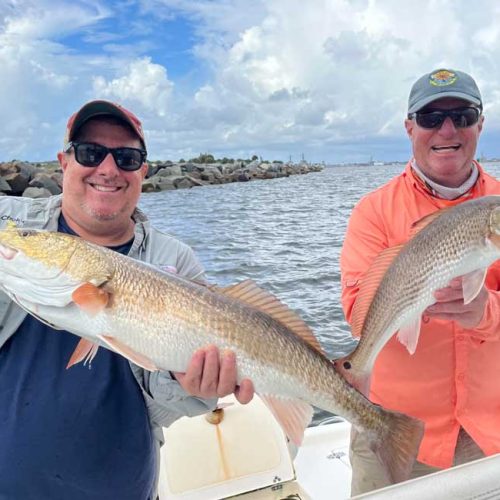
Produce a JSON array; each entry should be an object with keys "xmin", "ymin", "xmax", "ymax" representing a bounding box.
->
[
  {"xmin": 0, "ymin": 243, "xmax": 17, "ymax": 260},
  {"xmin": 431, "ymin": 144, "xmax": 460, "ymax": 153}
]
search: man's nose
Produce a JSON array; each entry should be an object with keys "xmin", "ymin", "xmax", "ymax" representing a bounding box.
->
[
  {"xmin": 95, "ymin": 152, "xmax": 120, "ymax": 174},
  {"xmin": 437, "ymin": 116, "xmax": 458, "ymax": 136}
]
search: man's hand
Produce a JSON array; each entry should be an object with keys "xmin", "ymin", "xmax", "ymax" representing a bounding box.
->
[
  {"xmin": 172, "ymin": 345, "xmax": 254, "ymax": 404},
  {"xmin": 424, "ymin": 277, "xmax": 489, "ymax": 329}
]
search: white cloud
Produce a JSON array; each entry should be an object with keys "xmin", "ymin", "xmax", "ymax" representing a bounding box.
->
[
  {"xmin": 147, "ymin": 0, "xmax": 500, "ymax": 161},
  {"xmin": 3, "ymin": 0, "xmax": 500, "ymax": 163},
  {"xmin": 92, "ymin": 57, "xmax": 174, "ymax": 116},
  {"xmin": 3, "ymin": 0, "xmax": 110, "ymax": 39}
]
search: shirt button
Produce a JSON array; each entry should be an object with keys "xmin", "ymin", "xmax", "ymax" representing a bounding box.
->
[
  {"xmin": 457, "ymin": 335, "xmax": 465, "ymax": 341},
  {"xmin": 457, "ymin": 373, "xmax": 465, "ymax": 382}
]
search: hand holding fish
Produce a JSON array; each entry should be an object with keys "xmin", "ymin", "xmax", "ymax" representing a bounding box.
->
[
  {"xmin": 425, "ymin": 277, "xmax": 489, "ymax": 329},
  {"xmin": 173, "ymin": 345, "xmax": 255, "ymax": 404}
]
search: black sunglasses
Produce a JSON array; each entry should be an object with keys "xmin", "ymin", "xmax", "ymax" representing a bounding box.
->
[
  {"xmin": 65, "ymin": 142, "xmax": 147, "ymax": 171},
  {"xmin": 408, "ymin": 107, "xmax": 481, "ymax": 130}
]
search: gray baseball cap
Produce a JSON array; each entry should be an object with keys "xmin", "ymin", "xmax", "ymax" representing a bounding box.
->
[{"xmin": 408, "ymin": 68, "xmax": 482, "ymax": 113}]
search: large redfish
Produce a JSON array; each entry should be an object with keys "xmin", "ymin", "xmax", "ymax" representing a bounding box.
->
[
  {"xmin": 336, "ymin": 195, "xmax": 500, "ymax": 393},
  {"xmin": 0, "ymin": 223, "xmax": 423, "ymax": 484}
]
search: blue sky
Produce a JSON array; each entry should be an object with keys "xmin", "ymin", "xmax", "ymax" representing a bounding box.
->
[{"xmin": 2, "ymin": 0, "xmax": 500, "ymax": 164}]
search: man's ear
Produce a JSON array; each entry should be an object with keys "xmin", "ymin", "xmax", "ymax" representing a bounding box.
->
[
  {"xmin": 140, "ymin": 162, "xmax": 148, "ymax": 179},
  {"xmin": 58, "ymin": 151, "xmax": 68, "ymax": 173},
  {"xmin": 404, "ymin": 118, "xmax": 414, "ymax": 139},
  {"xmin": 477, "ymin": 114, "xmax": 485, "ymax": 134}
]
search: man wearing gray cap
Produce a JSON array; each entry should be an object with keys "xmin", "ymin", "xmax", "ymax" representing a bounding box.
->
[{"xmin": 340, "ymin": 68, "xmax": 500, "ymax": 494}]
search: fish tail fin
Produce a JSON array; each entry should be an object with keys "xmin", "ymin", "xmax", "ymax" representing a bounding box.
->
[{"xmin": 369, "ymin": 410, "xmax": 424, "ymax": 484}]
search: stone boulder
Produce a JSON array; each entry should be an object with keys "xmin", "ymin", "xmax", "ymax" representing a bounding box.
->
[
  {"xmin": 181, "ymin": 163, "xmax": 202, "ymax": 174},
  {"xmin": 28, "ymin": 173, "xmax": 62, "ymax": 195},
  {"xmin": 4, "ymin": 172, "xmax": 30, "ymax": 195},
  {"xmin": 147, "ymin": 163, "xmax": 161, "ymax": 178},
  {"xmin": 0, "ymin": 177, "xmax": 12, "ymax": 194},
  {"xmin": 23, "ymin": 187, "xmax": 53, "ymax": 198},
  {"xmin": 0, "ymin": 162, "xmax": 18, "ymax": 177},
  {"xmin": 50, "ymin": 172, "xmax": 64, "ymax": 189},
  {"xmin": 172, "ymin": 175, "xmax": 205, "ymax": 189},
  {"xmin": 17, "ymin": 162, "xmax": 38, "ymax": 181},
  {"xmin": 199, "ymin": 165, "xmax": 224, "ymax": 184},
  {"xmin": 141, "ymin": 180, "xmax": 160, "ymax": 193},
  {"xmin": 155, "ymin": 176, "xmax": 177, "ymax": 191},
  {"xmin": 157, "ymin": 165, "xmax": 183, "ymax": 177},
  {"xmin": 142, "ymin": 175, "xmax": 178, "ymax": 192}
]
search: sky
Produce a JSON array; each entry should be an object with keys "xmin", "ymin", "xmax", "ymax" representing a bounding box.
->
[{"xmin": 2, "ymin": 0, "xmax": 500, "ymax": 164}]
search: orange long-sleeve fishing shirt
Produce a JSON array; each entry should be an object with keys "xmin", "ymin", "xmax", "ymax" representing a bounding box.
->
[{"xmin": 340, "ymin": 161, "xmax": 500, "ymax": 468}]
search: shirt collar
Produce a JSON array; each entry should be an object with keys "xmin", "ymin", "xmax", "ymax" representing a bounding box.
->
[{"xmin": 411, "ymin": 159, "xmax": 478, "ymax": 200}]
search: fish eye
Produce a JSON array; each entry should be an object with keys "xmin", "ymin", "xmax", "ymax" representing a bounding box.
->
[{"xmin": 19, "ymin": 230, "xmax": 35, "ymax": 237}]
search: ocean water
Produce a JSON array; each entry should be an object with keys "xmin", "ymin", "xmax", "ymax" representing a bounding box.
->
[{"xmin": 139, "ymin": 162, "xmax": 500, "ymax": 421}]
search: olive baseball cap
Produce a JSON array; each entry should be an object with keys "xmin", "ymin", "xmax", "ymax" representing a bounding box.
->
[
  {"xmin": 64, "ymin": 100, "xmax": 146, "ymax": 150},
  {"xmin": 408, "ymin": 69, "xmax": 482, "ymax": 113}
]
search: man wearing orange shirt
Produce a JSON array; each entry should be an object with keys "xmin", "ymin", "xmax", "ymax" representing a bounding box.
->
[{"xmin": 340, "ymin": 68, "xmax": 500, "ymax": 495}]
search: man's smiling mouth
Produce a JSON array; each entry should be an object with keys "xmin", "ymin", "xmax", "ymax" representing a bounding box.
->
[
  {"xmin": 90, "ymin": 184, "xmax": 123, "ymax": 192},
  {"xmin": 432, "ymin": 144, "xmax": 460, "ymax": 152}
]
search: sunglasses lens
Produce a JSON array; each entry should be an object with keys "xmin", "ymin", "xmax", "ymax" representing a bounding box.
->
[
  {"xmin": 453, "ymin": 108, "xmax": 479, "ymax": 127},
  {"xmin": 75, "ymin": 143, "xmax": 108, "ymax": 167},
  {"xmin": 113, "ymin": 148, "xmax": 144, "ymax": 171},
  {"xmin": 415, "ymin": 108, "xmax": 479, "ymax": 129},
  {"xmin": 416, "ymin": 112, "xmax": 444, "ymax": 129}
]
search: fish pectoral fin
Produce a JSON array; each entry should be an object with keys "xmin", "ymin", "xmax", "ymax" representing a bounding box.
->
[
  {"xmin": 217, "ymin": 280, "xmax": 324, "ymax": 354},
  {"xmin": 98, "ymin": 335, "xmax": 159, "ymax": 372},
  {"xmin": 259, "ymin": 394, "xmax": 313, "ymax": 446},
  {"xmin": 66, "ymin": 338, "xmax": 100, "ymax": 369},
  {"xmin": 396, "ymin": 316, "xmax": 421, "ymax": 355},
  {"xmin": 462, "ymin": 269, "xmax": 487, "ymax": 305},
  {"xmin": 72, "ymin": 283, "xmax": 110, "ymax": 316}
]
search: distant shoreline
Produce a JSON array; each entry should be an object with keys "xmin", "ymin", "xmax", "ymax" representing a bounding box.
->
[{"xmin": 0, "ymin": 159, "xmax": 324, "ymax": 198}]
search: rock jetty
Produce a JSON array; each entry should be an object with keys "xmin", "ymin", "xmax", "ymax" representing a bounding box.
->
[{"xmin": 0, "ymin": 159, "xmax": 324, "ymax": 198}]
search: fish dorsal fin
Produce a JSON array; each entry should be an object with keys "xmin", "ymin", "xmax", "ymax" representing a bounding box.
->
[
  {"xmin": 218, "ymin": 279, "xmax": 323, "ymax": 354},
  {"xmin": 462, "ymin": 269, "xmax": 488, "ymax": 305},
  {"xmin": 259, "ymin": 394, "xmax": 313, "ymax": 446},
  {"xmin": 351, "ymin": 245, "xmax": 404, "ymax": 337}
]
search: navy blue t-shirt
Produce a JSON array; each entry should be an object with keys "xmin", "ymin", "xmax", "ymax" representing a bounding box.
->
[{"xmin": 0, "ymin": 216, "xmax": 155, "ymax": 499}]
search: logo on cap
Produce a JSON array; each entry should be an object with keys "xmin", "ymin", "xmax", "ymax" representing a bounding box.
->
[{"xmin": 429, "ymin": 70, "xmax": 457, "ymax": 87}]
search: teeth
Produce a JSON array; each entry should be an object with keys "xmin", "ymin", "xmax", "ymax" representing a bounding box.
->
[
  {"xmin": 433, "ymin": 145, "xmax": 459, "ymax": 151},
  {"xmin": 92, "ymin": 185, "xmax": 120, "ymax": 192}
]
